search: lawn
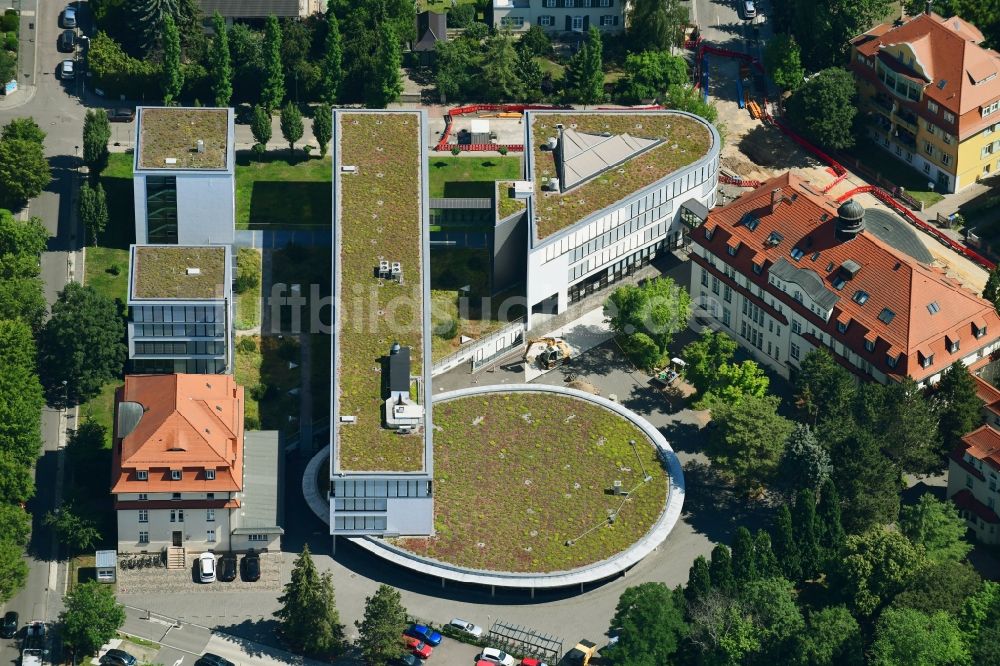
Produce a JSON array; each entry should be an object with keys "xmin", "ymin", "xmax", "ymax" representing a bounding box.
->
[
  {"xmin": 67, "ymin": 554, "xmax": 98, "ymax": 594},
  {"xmin": 393, "ymin": 391, "xmax": 669, "ymax": 573},
  {"xmin": 79, "ymin": 382, "xmax": 119, "ymax": 446},
  {"xmin": 418, "ymin": 0, "xmax": 477, "ymax": 12},
  {"xmin": 235, "ymin": 248, "xmax": 262, "ymax": 331},
  {"xmin": 844, "ymin": 145, "xmax": 945, "ymax": 208},
  {"xmin": 84, "ymin": 246, "xmax": 129, "ymax": 305},
  {"xmin": 98, "ymin": 153, "xmax": 136, "ymax": 249},
  {"xmin": 537, "ymin": 57, "xmax": 565, "ymax": 80},
  {"xmin": 235, "ymin": 155, "xmax": 332, "ymax": 229},
  {"xmin": 431, "ymin": 289, "xmax": 508, "ymax": 361},
  {"xmin": 234, "ymin": 335, "xmax": 301, "ymax": 431},
  {"xmin": 428, "ymin": 156, "xmax": 522, "ymax": 198}
]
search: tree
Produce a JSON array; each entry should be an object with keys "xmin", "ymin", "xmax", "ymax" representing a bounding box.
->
[
  {"xmin": 899, "ymin": 494, "xmax": 973, "ymax": 564},
  {"xmin": 447, "ymin": 4, "xmax": 476, "ymax": 29},
  {"xmin": 279, "ymin": 102, "xmax": 303, "ymax": 155},
  {"xmin": 79, "ymin": 183, "xmax": 109, "ymax": 245},
  {"xmin": 563, "ymin": 27, "xmax": 605, "ymax": 106},
  {"xmin": 482, "ymin": 32, "xmax": 524, "ymax": 102},
  {"xmin": 752, "ymin": 530, "xmax": 781, "ymax": 579},
  {"xmin": 161, "ymin": 14, "xmax": 184, "ymax": 105},
  {"xmin": 709, "ymin": 544, "xmax": 735, "ymax": 596},
  {"xmin": 936, "ymin": 360, "xmax": 981, "ymax": 449},
  {"xmin": 772, "ymin": 504, "xmax": 801, "ymax": 583},
  {"xmin": 622, "ymin": 332, "xmax": 662, "ymax": 371},
  {"xmin": 857, "ymin": 379, "xmax": 942, "ymax": 474},
  {"xmin": 366, "ymin": 22, "xmax": 402, "ymax": 108},
  {"xmin": 82, "ymin": 109, "xmax": 112, "ymax": 173},
  {"xmin": 44, "ymin": 503, "xmax": 101, "ymax": 555},
  {"xmin": 616, "ymin": 51, "xmax": 689, "ymax": 104},
  {"xmin": 0, "ymin": 451, "xmax": 34, "ymax": 505},
  {"xmin": 705, "ymin": 394, "xmax": 794, "ymax": 490},
  {"xmin": 697, "ymin": 360, "xmax": 769, "ymax": 408},
  {"xmin": 0, "ymin": 138, "xmax": 52, "ymax": 205},
  {"xmin": 797, "ymin": 606, "xmax": 863, "ymax": 666},
  {"xmin": 274, "ymin": 546, "xmax": 344, "ymax": 657},
  {"xmin": 628, "ymin": 0, "xmax": 688, "ymax": 52},
  {"xmin": 785, "ymin": 67, "xmax": 858, "ymax": 151},
  {"xmin": 793, "ymin": 489, "xmax": 821, "ymax": 581},
  {"xmin": 793, "ymin": 348, "xmax": 856, "ymax": 425},
  {"xmin": 39, "ymin": 283, "xmax": 126, "ymax": 404},
  {"xmin": 0, "ymin": 538, "xmax": 28, "ymax": 603},
  {"xmin": 870, "ymin": 607, "xmax": 968, "ymax": 666},
  {"xmin": 830, "ymin": 428, "xmax": 901, "ymax": 534},
  {"xmin": 894, "ymin": 560, "xmax": 982, "ymax": 616},
  {"xmin": 604, "ymin": 583, "xmax": 688, "ymax": 666},
  {"xmin": 356, "ymin": 584, "xmax": 408, "ymax": 665},
  {"xmin": 209, "ymin": 13, "xmax": 233, "ymax": 107},
  {"xmin": 832, "ymin": 528, "xmax": 923, "ymax": 617},
  {"xmin": 740, "ymin": 578, "xmax": 804, "ymax": 662},
  {"xmin": 262, "ymin": 15, "xmax": 285, "ymax": 110},
  {"xmin": 311, "ymin": 104, "xmax": 332, "ymax": 159},
  {"xmin": 0, "ymin": 504, "xmax": 32, "ymax": 547},
  {"xmin": 763, "ymin": 34, "xmax": 804, "ymax": 91},
  {"xmin": 778, "ymin": 424, "xmax": 831, "ymax": 496},
  {"xmin": 519, "ymin": 25, "xmax": 552, "ymax": 56},
  {"xmin": 229, "ymin": 23, "xmax": 264, "ymax": 103},
  {"xmin": 516, "ymin": 47, "xmax": 545, "ymax": 102},
  {"xmin": 435, "ymin": 36, "xmax": 482, "ymax": 102},
  {"xmin": 126, "ymin": 0, "xmax": 200, "ymax": 55},
  {"xmin": 686, "ymin": 591, "xmax": 759, "ymax": 666},
  {"xmin": 685, "ymin": 555, "xmax": 712, "ymax": 608},
  {"xmin": 777, "ymin": 0, "xmax": 892, "ymax": 70},
  {"xmin": 2, "ymin": 118, "xmax": 46, "ymax": 144},
  {"xmin": 984, "ymin": 265, "xmax": 1000, "ymax": 315},
  {"xmin": 320, "ymin": 10, "xmax": 343, "ymax": 103},
  {"xmin": 816, "ymin": 478, "xmax": 845, "ymax": 558},
  {"xmin": 0, "ymin": 319, "xmax": 44, "ymax": 469},
  {"xmin": 730, "ymin": 527, "xmax": 756, "ymax": 589},
  {"xmin": 60, "ymin": 581, "xmax": 126, "ymax": 657},
  {"xmin": 661, "ymin": 83, "xmax": 719, "ymax": 123},
  {"xmin": 251, "ymin": 105, "xmax": 272, "ymax": 156},
  {"xmin": 682, "ymin": 330, "xmax": 737, "ymax": 395},
  {"xmin": 605, "ymin": 276, "xmax": 691, "ymax": 364}
]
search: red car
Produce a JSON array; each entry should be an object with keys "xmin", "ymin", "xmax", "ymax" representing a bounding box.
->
[{"xmin": 402, "ymin": 636, "xmax": 433, "ymax": 659}]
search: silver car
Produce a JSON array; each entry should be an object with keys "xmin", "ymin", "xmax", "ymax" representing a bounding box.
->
[
  {"xmin": 448, "ymin": 618, "xmax": 483, "ymax": 638},
  {"xmin": 63, "ymin": 6, "xmax": 76, "ymax": 28},
  {"xmin": 59, "ymin": 60, "xmax": 74, "ymax": 79}
]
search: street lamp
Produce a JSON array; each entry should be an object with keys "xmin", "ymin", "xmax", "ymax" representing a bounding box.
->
[{"xmin": 61, "ymin": 379, "xmax": 68, "ymax": 407}]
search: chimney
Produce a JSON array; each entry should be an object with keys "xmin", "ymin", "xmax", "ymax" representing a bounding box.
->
[
  {"xmin": 926, "ymin": 0, "xmax": 932, "ymax": 15},
  {"xmin": 196, "ymin": 139, "xmax": 205, "ymax": 153},
  {"xmin": 770, "ymin": 188, "xmax": 782, "ymax": 213}
]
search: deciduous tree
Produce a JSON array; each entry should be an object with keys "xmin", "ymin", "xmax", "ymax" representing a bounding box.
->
[
  {"xmin": 279, "ymin": 102, "xmax": 303, "ymax": 155},
  {"xmin": 312, "ymin": 104, "xmax": 332, "ymax": 158},
  {"xmin": 79, "ymin": 183, "xmax": 109, "ymax": 245},
  {"xmin": 628, "ymin": 0, "xmax": 688, "ymax": 52},
  {"xmin": 604, "ymin": 583, "xmax": 688, "ymax": 666},
  {"xmin": 615, "ymin": 51, "xmax": 689, "ymax": 104},
  {"xmin": 0, "ymin": 504, "xmax": 31, "ymax": 547},
  {"xmin": 209, "ymin": 13, "xmax": 233, "ymax": 107},
  {"xmin": 59, "ymin": 581, "xmax": 126, "ymax": 657},
  {"xmin": 870, "ymin": 607, "xmax": 968, "ymax": 666},
  {"xmin": 250, "ymin": 105, "xmax": 272, "ymax": 155},
  {"xmin": 274, "ymin": 546, "xmax": 344, "ymax": 657},
  {"xmin": 797, "ymin": 606, "xmax": 863, "ymax": 666},
  {"xmin": 605, "ymin": 276, "xmax": 690, "ymax": 366},
  {"xmin": 785, "ymin": 67, "xmax": 858, "ymax": 151},
  {"xmin": 519, "ymin": 25, "xmax": 552, "ymax": 56},
  {"xmin": 0, "ymin": 319, "xmax": 44, "ymax": 468},
  {"xmin": 984, "ymin": 265, "xmax": 1000, "ymax": 315},
  {"xmin": 356, "ymin": 584, "xmax": 408, "ymax": 665},
  {"xmin": 82, "ymin": 109, "xmax": 111, "ymax": 173},
  {"xmin": 832, "ymin": 528, "xmax": 923, "ymax": 617},
  {"xmin": 899, "ymin": 494, "xmax": 973, "ymax": 564},
  {"xmin": 705, "ymin": 394, "xmax": 794, "ymax": 490},
  {"xmin": 894, "ymin": 560, "xmax": 981, "ymax": 615},
  {"xmin": 661, "ymin": 83, "xmax": 719, "ymax": 123},
  {"xmin": 2, "ymin": 118, "xmax": 46, "ymax": 144},
  {"xmin": 763, "ymin": 34, "xmax": 804, "ymax": 91},
  {"xmin": 0, "ymin": 538, "xmax": 28, "ymax": 603},
  {"xmin": 741, "ymin": 577, "xmax": 804, "ymax": 662},
  {"xmin": 161, "ymin": 14, "xmax": 184, "ymax": 105},
  {"xmin": 320, "ymin": 9, "xmax": 343, "ymax": 104},
  {"xmin": 687, "ymin": 591, "xmax": 759, "ymax": 666},
  {"xmin": 365, "ymin": 22, "xmax": 402, "ymax": 108},
  {"xmin": 0, "ymin": 138, "xmax": 51, "ymax": 205},
  {"xmin": 793, "ymin": 347, "xmax": 856, "ymax": 425},
  {"xmin": 697, "ymin": 360, "xmax": 769, "ymax": 408},
  {"xmin": 682, "ymin": 329, "xmax": 738, "ymax": 395},
  {"xmin": 44, "ymin": 503, "xmax": 101, "ymax": 555}
]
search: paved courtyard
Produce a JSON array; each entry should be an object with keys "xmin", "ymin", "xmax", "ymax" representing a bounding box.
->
[{"xmin": 118, "ymin": 553, "xmax": 284, "ymax": 596}]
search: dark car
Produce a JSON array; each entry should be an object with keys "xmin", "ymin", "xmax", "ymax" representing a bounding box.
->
[
  {"xmin": 1, "ymin": 611, "xmax": 17, "ymax": 639},
  {"xmin": 99, "ymin": 649, "xmax": 137, "ymax": 666},
  {"xmin": 391, "ymin": 655, "xmax": 421, "ymax": 666},
  {"xmin": 240, "ymin": 549, "xmax": 260, "ymax": 582},
  {"xmin": 109, "ymin": 107, "xmax": 135, "ymax": 123},
  {"xmin": 218, "ymin": 554, "xmax": 237, "ymax": 582},
  {"xmin": 57, "ymin": 29, "xmax": 76, "ymax": 53},
  {"xmin": 195, "ymin": 654, "xmax": 234, "ymax": 666}
]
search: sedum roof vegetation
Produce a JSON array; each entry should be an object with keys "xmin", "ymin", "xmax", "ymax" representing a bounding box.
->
[
  {"xmin": 132, "ymin": 246, "xmax": 226, "ymax": 300},
  {"xmin": 497, "ymin": 181, "xmax": 527, "ymax": 219},
  {"xmin": 531, "ymin": 113, "xmax": 712, "ymax": 240},
  {"xmin": 336, "ymin": 112, "xmax": 425, "ymax": 472},
  {"xmin": 393, "ymin": 392, "xmax": 669, "ymax": 573},
  {"xmin": 138, "ymin": 108, "xmax": 229, "ymax": 170}
]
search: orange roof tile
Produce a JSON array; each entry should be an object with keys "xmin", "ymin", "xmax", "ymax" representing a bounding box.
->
[
  {"xmin": 695, "ymin": 172, "xmax": 1000, "ymax": 381},
  {"xmin": 974, "ymin": 375, "xmax": 1000, "ymax": 414},
  {"xmin": 111, "ymin": 374, "xmax": 244, "ymax": 494},
  {"xmin": 959, "ymin": 424, "xmax": 1000, "ymax": 473}
]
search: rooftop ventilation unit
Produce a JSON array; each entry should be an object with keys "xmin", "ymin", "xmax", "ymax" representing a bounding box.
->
[
  {"xmin": 186, "ymin": 267, "xmax": 201, "ymax": 276},
  {"xmin": 341, "ymin": 165, "xmax": 358, "ymax": 174},
  {"xmin": 164, "ymin": 157, "xmax": 177, "ymax": 165},
  {"xmin": 840, "ymin": 259, "xmax": 862, "ymax": 279},
  {"xmin": 196, "ymin": 139, "xmax": 205, "ymax": 153},
  {"xmin": 513, "ymin": 181, "xmax": 533, "ymax": 199},
  {"xmin": 544, "ymin": 136, "xmax": 558, "ymax": 151},
  {"xmin": 542, "ymin": 177, "xmax": 560, "ymax": 192},
  {"xmin": 340, "ymin": 415, "xmax": 357, "ymax": 423}
]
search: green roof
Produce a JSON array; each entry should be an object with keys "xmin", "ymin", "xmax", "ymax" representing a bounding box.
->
[
  {"xmin": 131, "ymin": 246, "xmax": 227, "ymax": 300},
  {"xmin": 138, "ymin": 108, "xmax": 229, "ymax": 170},
  {"xmin": 530, "ymin": 112, "xmax": 712, "ymax": 240},
  {"xmin": 497, "ymin": 181, "xmax": 527, "ymax": 219},
  {"xmin": 335, "ymin": 112, "xmax": 425, "ymax": 473}
]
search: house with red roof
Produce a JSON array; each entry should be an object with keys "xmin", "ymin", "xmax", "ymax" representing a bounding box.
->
[
  {"xmin": 113, "ymin": 374, "xmax": 282, "ymax": 554},
  {"xmin": 948, "ymin": 425, "xmax": 1000, "ymax": 544},
  {"xmin": 688, "ymin": 172, "xmax": 1000, "ymax": 385},
  {"xmin": 849, "ymin": 7, "xmax": 1000, "ymax": 192}
]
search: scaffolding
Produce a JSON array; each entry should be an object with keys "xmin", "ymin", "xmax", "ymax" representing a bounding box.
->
[{"xmin": 487, "ymin": 620, "xmax": 564, "ymax": 662}]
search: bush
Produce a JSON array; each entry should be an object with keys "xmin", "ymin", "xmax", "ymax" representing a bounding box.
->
[
  {"xmin": 245, "ymin": 414, "xmax": 261, "ymax": 430},
  {"xmin": 0, "ymin": 49, "xmax": 13, "ymax": 84},
  {"xmin": 3, "ymin": 32, "xmax": 15, "ymax": 52},
  {"xmin": 251, "ymin": 142, "xmax": 267, "ymax": 160},
  {"xmin": 106, "ymin": 264, "xmax": 121, "ymax": 276},
  {"xmin": 236, "ymin": 336, "xmax": 258, "ymax": 354},
  {"xmin": 447, "ymin": 4, "xmax": 476, "ymax": 29},
  {"xmin": 235, "ymin": 248, "xmax": 262, "ymax": 294},
  {"xmin": 250, "ymin": 383, "xmax": 267, "ymax": 402},
  {"xmin": 1, "ymin": 10, "xmax": 17, "ymax": 34},
  {"xmin": 498, "ymin": 146, "xmax": 508, "ymax": 156},
  {"xmin": 436, "ymin": 317, "xmax": 458, "ymax": 340},
  {"xmin": 450, "ymin": 145, "xmax": 460, "ymax": 155}
]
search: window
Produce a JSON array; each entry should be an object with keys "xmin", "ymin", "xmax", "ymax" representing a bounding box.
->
[
  {"xmin": 171, "ymin": 470, "xmax": 182, "ymax": 481},
  {"xmin": 500, "ymin": 15, "xmax": 524, "ymax": 27},
  {"xmin": 790, "ymin": 343, "xmax": 800, "ymax": 360},
  {"xmin": 705, "ymin": 226, "xmax": 714, "ymax": 240},
  {"xmin": 984, "ymin": 101, "xmax": 1000, "ymax": 117},
  {"xmin": 886, "ymin": 354, "xmax": 898, "ymax": 368},
  {"xmin": 928, "ymin": 100, "xmax": 939, "ymax": 113},
  {"xmin": 565, "ymin": 0, "xmax": 574, "ymax": 5},
  {"xmin": 864, "ymin": 339, "xmax": 876, "ymax": 352},
  {"xmin": 985, "ymin": 164, "xmax": 992, "ymax": 177},
  {"xmin": 701, "ymin": 269, "xmax": 709, "ymax": 287},
  {"xmin": 723, "ymin": 308, "xmax": 731, "ymax": 327},
  {"xmin": 137, "ymin": 470, "xmax": 148, "ymax": 481},
  {"xmin": 600, "ymin": 14, "xmax": 615, "ymax": 26},
  {"xmin": 752, "ymin": 263, "xmax": 763, "ymax": 274},
  {"xmin": 790, "ymin": 247, "xmax": 805, "ymax": 261},
  {"xmin": 976, "ymin": 324, "xmax": 988, "ymax": 338},
  {"xmin": 138, "ymin": 493, "xmax": 148, "ymax": 501},
  {"xmin": 711, "ymin": 276, "xmax": 720, "ymax": 295},
  {"xmin": 852, "ymin": 290, "xmax": 870, "ymax": 305},
  {"xmin": 539, "ymin": 15, "xmax": 553, "ymax": 25},
  {"xmin": 944, "ymin": 133, "xmax": 953, "ymax": 144},
  {"xmin": 146, "ymin": 176, "xmax": 178, "ymax": 244},
  {"xmin": 921, "ymin": 353, "xmax": 934, "ymax": 368},
  {"xmin": 949, "ymin": 339, "xmax": 960, "ymax": 353},
  {"xmin": 878, "ymin": 307, "xmax": 895, "ymax": 324},
  {"xmin": 138, "ymin": 510, "xmax": 148, "ymax": 523},
  {"xmin": 967, "ymin": 474, "xmax": 975, "ymax": 489},
  {"xmin": 727, "ymin": 244, "xmax": 738, "ymax": 256},
  {"xmin": 205, "ymin": 469, "xmax": 216, "ymax": 480},
  {"xmin": 544, "ymin": 0, "xmax": 555, "ymax": 6},
  {"xmin": 170, "ymin": 509, "xmax": 184, "ymax": 523},
  {"xmin": 571, "ymin": 15, "xmax": 584, "ymax": 30},
  {"xmin": 206, "ymin": 492, "xmax": 215, "ymax": 500},
  {"xmin": 247, "ymin": 534, "xmax": 268, "ymax": 542},
  {"xmin": 206, "ymin": 509, "xmax": 215, "ymax": 522},
  {"xmin": 941, "ymin": 153, "xmax": 952, "ymax": 166},
  {"xmin": 723, "ymin": 285, "xmax": 732, "ymax": 303},
  {"xmin": 837, "ymin": 320, "xmax": 849, "ymax": 334},
  {"xmin": 791, "ymin": 320, "xmax": 802, "ymax": 335},
  {"xmin": 944, "ymin": 110, "xmax": 955, "ymax": 123},
  {"xmin": 924, "ymin": 163, "xmax": 932, "ymax": 174},
  {"xmin": 924, "ymin": 141, "xmax": 934, "ymax": 156},
  {"xmin": 600, "ymin": 0, "xmax": 611, "ymax": 5},
  {"xmin": 139, "ymin": 531, "xmax": 149, "ymax": 544},
  {"xmin": 207, "ymin": 529, "xmax": 216, "ymax": 543}
]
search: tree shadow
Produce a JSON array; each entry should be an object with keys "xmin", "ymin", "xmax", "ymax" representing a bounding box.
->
[
  {"xmin": 212, "ymin": 618, "xmax": 283, "ymax": 659},
  {"xmin": 737, "ymin": 125, "xmax": 819, "ymax": 171},
  {"xmin": 679, "ymin": 460, "xmax": 773, "ymax": 545},
  {"xmin": 248, "ymin": 182, "xmax": 332, "ymax": 229}
]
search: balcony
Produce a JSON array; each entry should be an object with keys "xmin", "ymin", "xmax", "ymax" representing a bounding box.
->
[
  {"xmin": 894, "ymin": 108, "xmax": 918, "ymax": 132},
  {"xmin": 867, "ymin": 112, "xmax": 892, "ymax": 133},
  {"xmin": 872, "ymin": 94, "xmax": 895, "ymax": 114}
]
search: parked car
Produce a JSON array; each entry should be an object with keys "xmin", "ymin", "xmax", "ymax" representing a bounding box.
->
[
  {"xmin": 218, "ymin": 554, "xmax": 237, "ymax": 582},
  {"xmin": 240, "ymin": 549, "xmax": 260, "ymax": 582},
  {"xmin": 1, "ymin": 611, "xmax": 17, "ymax": 639},
  {"xmin": 59, "ymin": 60, "xmax": 74, "ymax": 79},
  {"xmin": 520, "ymin": 659, "xmax": 549, "ymax": 666},
  {"xmin": 197, "ymin": 552, "xmax": 216, "ymax": 583},
  {"xmin": 57, "ymin": 30, "xmax": 76, "ymax": 53},
  {"xmin": 405, "ymin": 624, "xmax": 442, "ymax": 647},
  {"xmin": 391, "ymin": 655, "xmax": 421, "ymax": 666},
  {"xmin": 195, "ymin": 654, "xmax": 234, "ymax": 666},
  {"xmin": 480, "ymin": 648, "xmax": 515, "ymax": 666},
  {"xmin": 741, "ymin": 0, "xmax": 757, "ymax": 19},
  {"xmin": 402, "ymin": 635, "xmax": 433, "ymax": 659},
  {"xmin": 109, "ymin": 107, "xmax": 135, "ymax": 123},
  {"xmin": 99, "ymin": 649, "xmax": 137, "ymax": 666},
  {"xmin": 62, "ymin": 6, "xmax": 76, "ymax": 28},
  {"xmin": 448, "ymin": 618, "xmax": 483, "ymax": 638}
]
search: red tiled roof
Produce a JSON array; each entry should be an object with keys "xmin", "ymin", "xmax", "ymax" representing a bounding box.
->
[
  {"xmin": 693, "ymin": 172, "xmax": 1000, "ymax": 381},
  {"xmin": 112, "ymin": 374, "xmax": 245, "ymax": 494},
  {"xmin": 114, "ymin": 499, "xmax": 240, "ymax": 510},
  {"xmin": 959, "ymin": 424, "xmax": 1000, "ymax": 473},
  {"xmin": 974, "ymin": 375, "xmax": 1000, "ymax": 415},
  {"xmin": 851, "ymin": 12, "xmax": 1000, "ymax": 137},
  {"xmin": 951, "ymin": 489, "xmax": 1000, "ymax": 523}
]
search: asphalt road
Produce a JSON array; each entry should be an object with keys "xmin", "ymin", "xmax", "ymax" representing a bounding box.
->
[{"xmin": 0, "ymin": 1, "xmax": 88, "ymax": 664}]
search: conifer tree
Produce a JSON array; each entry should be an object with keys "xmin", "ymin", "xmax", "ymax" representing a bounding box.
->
[
  {"xmin": 817, "ymin": 478, "xmax": 845, "ymax": 557},
  {"xmin": 209, "ymin": 12, "xmax": 233, "ymax": 107},
  {"xmin": 773, "ymin": 504, "xmax": 801, "ymax": 582},
  {"xmin": 685, "ymin": 555, "xmax": 712, "ymax": 607},
  {"xmin": 274, "ymin": 545, "xmax": 344, "ymax": 657},
  {"xmin": 709, "ymin": 544, "xmax": 735, "ymax": 596},
  {"xmin": 984, "ymin": 265, "xmax": 1000, "ymax": 316},
  {"xmin": 794, "ymin": 489, "xmax": 821, "ymax": 581},
  {"xmin": 365, "ymin": 22, "xmax": 402, "ymax": 108},
  {"xmin": 320, "ymin": 8, "xmax": 343, "ymax": 104},
  {"xmin": 753, "ymin": 530, "xmax": 781, "ymax": 579},
  {"xmin": 937, "ymin": 361, "xmax": 983, "ymax": 449},
  {"xmin": 731, "ymin": 526, "xmax": 757, "ymax": 588},
  {"xmin": 312, "ymin": 103, "xmax": 332, "ymax": 158},
  {"xmin": 356, "ymin": 584, "xmax": 408, "ymax": 665}
]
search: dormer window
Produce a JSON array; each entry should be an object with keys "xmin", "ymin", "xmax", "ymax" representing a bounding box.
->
[
  {"xmin": 948, "ymin": 336, "xmax": 960, "ymax": 353},
  {"xmin": 727, "ymin": 243, "xmax": 739, "ymax": 256},
  {"xmin": 886, "ymin": 354, "xmax": 899, "ymax": 368},
  {"xmin": 752, "ymin": 263, "xmax": 762, "ymax": 275},
  {"xmin": 206, "ymin": 469, "xmax": 216, "ymax": 480},
  {"xmin": 975, "ymin": 324, "xmax": 987, "ymax": 338},
  {"xmin": 171, "ymin": 470, "xmax": 182, "ymax": 481},
  {"xmin": 864, "ymin": 339, "xmax": 875, "ymax": 352},
  {"xmin": 790, "ymin": 247, "xmax": 805, "ymax": 261},
  {"xmin": 852, "ymin": 290, "xmax": 870, "ymax": 305},
  {"xmin": 137, "ymin": 470, "xmax": 148, "ymax": 481},
  {"xmin": 705, "ymin": 226, "xmax": 715, "ymax": 240},
  {"xmin": 837, "ymin": 320, "xmax": 849, "ymax": 334},
  {"xmin": 921, "ymin": 353, "xmax": 934, "ymax": 368}
]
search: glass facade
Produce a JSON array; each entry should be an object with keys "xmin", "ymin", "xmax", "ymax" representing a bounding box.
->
[{"xmin": 146, "ymin": 176, "xmax": 178, "ymax": 244}]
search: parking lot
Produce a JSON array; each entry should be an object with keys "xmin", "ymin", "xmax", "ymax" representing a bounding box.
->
[{"xmin": 117, "ymin": 552, "xmax": 284, "ymax": 595}]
